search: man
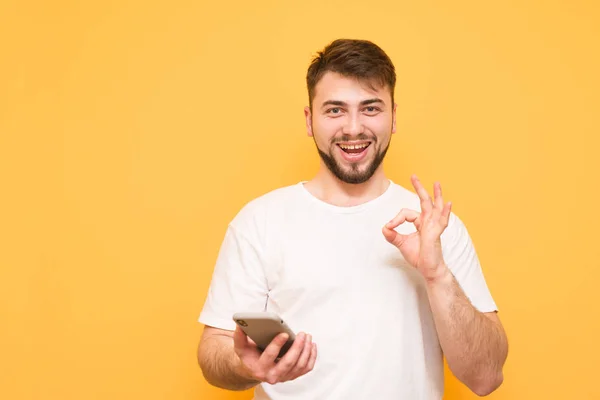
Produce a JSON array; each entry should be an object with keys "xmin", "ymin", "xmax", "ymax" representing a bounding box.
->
[{"xmin": 197, "ymin": 39, "xmax": 508, "ymax": 399}]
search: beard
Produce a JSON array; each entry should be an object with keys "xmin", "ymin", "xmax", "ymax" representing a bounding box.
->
[{"xmin": 314, "ymin": 133, "xmax": 391, "ymax": 184}]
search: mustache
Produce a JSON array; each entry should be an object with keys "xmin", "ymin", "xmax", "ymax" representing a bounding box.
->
[{"xmin": 330, "ymin": 134, "xmax": 377, "ymax": 145}]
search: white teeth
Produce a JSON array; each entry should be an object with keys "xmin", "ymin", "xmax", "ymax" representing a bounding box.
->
[{"xmin": 339, "ymin": 143, "xmax": 369, "ymax": 150}]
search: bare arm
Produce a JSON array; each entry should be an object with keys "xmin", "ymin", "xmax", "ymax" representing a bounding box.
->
[
  {"xmin": 198, "ymin": 326, "xmax": 258, "ymax": 391},
  {"xmin": 198, "ymin": 325, "xmax": 317, "ymax": 391},
  {"xmin": 383, "ymin": 175, "xmax": 508, "ymax": 396},
  {"xmin": 426, "ymin": 267, "xmax": 508, "ymax": 396}
]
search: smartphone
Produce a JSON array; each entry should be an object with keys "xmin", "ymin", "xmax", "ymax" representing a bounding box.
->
[{"xmin": 232, "ymin": 311, "xmax": 296, "ymax": 358}]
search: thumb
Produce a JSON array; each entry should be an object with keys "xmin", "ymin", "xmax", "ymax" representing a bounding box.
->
[
  {"xmin": 382, "ymin": 225, "xmax": 410, "ymax": 248},
  {"xmin": 233, "ymin": 325, "xmax": 252, "ymax": 355}
]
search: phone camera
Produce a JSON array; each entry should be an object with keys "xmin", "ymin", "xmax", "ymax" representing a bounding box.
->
[{"xmin": 236, "ymin": 320, "xmax": 248, "ymax": 327}]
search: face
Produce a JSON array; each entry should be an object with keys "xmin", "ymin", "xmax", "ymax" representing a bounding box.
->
[{"xmin": 305, "ymin": 72, "xmax": 397, "ymax": 184}]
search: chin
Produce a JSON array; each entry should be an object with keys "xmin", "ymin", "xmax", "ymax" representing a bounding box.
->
[{"xmin": 336, "ymin": 167, "xmax": 376, "ymax": 184}]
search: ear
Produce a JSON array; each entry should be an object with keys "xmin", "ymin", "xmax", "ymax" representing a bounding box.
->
[
  {"xmin": 392, "ymin": 103, "xmax": 398, "ymax": 134},
  {"xmin": 304, "ymin": 106, "xmax": 314, "ymax": 137}
]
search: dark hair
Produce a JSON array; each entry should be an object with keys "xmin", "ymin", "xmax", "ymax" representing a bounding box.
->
[{"xmin": 306, "ymin": 39, "xmax": 396, "ymax": 108}]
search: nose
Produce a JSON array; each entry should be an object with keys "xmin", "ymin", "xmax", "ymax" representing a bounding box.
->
[{"xmin": 342, "ymin": 112, "xmax": 364, "ymax": 136}]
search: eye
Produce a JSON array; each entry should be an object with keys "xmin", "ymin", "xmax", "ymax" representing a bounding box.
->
[
  {"xmin": 364, "ymin": 106, "xmax": 381, "ymax": 115},
  {"xmin": 327, "ymin": 107, "xmax": 342, "ymax": 114}
]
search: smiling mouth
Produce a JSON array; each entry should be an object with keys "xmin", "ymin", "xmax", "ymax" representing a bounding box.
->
[{"xmin": 336, "ymin": 142, "xmax": 371, "ymax": 154}]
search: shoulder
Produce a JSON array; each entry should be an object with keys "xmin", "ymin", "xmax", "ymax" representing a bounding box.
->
[
  {"xmin": 229, "ymin": 183, "xmax": 302, "ymax": 234},
  {"xmin": 387, "ymin": 181, "xmax": 423, "ymax": 211}
]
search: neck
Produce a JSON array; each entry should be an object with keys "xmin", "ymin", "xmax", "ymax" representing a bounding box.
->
[{"xmin": 304, "ymin": 165, "xmax": 390, "ymax": 207}]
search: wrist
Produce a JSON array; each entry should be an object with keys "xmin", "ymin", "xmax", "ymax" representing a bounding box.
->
[{"xmin": 424, "ymin": 263, "xmax": 453, "ymax": 288}]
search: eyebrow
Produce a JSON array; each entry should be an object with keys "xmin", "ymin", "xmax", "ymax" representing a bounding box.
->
[{"xmin": 321, "ymin": 98, "xmax": 385, "ymax": 108}]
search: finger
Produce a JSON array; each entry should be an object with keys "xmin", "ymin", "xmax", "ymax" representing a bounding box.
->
[
  {"xmin": 433, "ymin": 182, "xmax": 444, "ymax": 212},
  {"xmin": 383, "ymin": 209, "xmax": 420, "ymax": 248},
  {"xmin": 385, "ymin": 208, "xmax": 421, "ymax": 230},
  {"xmin": 382, "ymin": 226, "xmax": 414, "ymax": 249},
  {"xmin": 233, "ymin": 325, "xmax": 251, "ymax": 356},
  {"xmin": 440, "ymin": 201, "xmax": 452, "ymax": 228},
  {"xmin": 267, "ymin": 332, "xmax": 306, "ymax": 382},
  {"xmin": 411, "ymin": 175, "xmax": 433, "ymax": 214},
  {"xmin": 259, "ymin": 332, "xmax": 290, "ymax": 368},
  {"xmin": 306, "ymin": 343, "xmax": 317, "ymax": 372},
  {"xmin": 286, "ymin": 334, "xmax": 312, "ymax": 380}
]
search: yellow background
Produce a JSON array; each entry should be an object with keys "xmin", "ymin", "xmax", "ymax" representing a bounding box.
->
[{"xmin": 1, "ymin": 1, "xmax": 599, "ymax": 399}]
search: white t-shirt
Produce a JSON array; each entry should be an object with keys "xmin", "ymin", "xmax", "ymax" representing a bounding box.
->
[{"xmin": 199, "ymin": 181, "xmax": 497, "ymax": 400}]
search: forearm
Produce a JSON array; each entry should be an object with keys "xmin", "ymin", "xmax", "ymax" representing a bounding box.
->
[
  {"xmin": 426, "ymin": 266, "xmax": 508, "ymax": 396},
  {"xmin": 198, "ymin": 335, "xmax": 260, "ymax": 391}
]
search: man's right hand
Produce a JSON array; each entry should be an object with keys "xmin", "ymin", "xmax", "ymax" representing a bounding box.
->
[{"xmin": 233, "ymin": 325, "xmax": 317, "ymax": 385}]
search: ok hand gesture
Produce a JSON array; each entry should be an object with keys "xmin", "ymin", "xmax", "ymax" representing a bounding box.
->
[{"xmin": 382, "ymin": 175, "xmax": 453, "ymax": 282}]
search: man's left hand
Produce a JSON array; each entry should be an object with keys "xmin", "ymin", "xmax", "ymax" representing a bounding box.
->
[{"xmin": 382, "ymin": 175, "xmax": 452, "ymax": 283}]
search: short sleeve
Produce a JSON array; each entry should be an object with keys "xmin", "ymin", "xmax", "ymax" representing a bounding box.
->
[
  {"xmin": 198, "ymin": 224, "xmax": 270, "ymax": 331},
  {"xmin": 441, "ymin": 213, "xmax": 498, "ymax": 313}
]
